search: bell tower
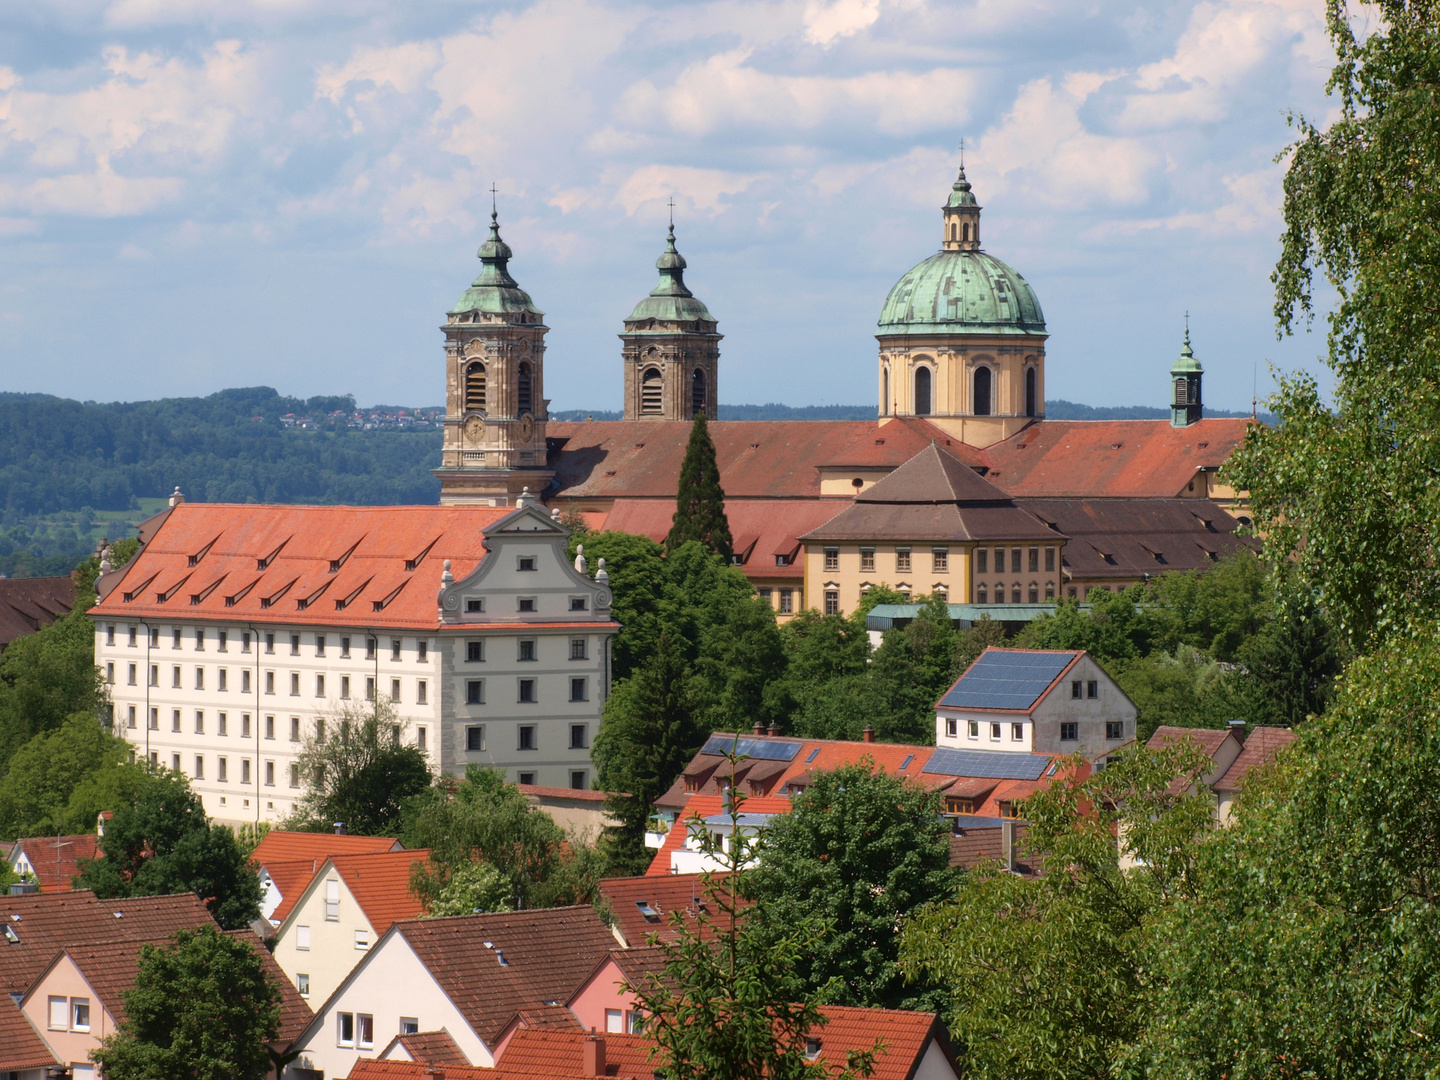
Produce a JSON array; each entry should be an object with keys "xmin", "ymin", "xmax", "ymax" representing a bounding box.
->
[
  {"xmin": 435, "ymin": 203, "xmax": 553, "ymax": 506},
  {"xmin": 621, "ymin": 214, "xmax": 721, "ymax": 422},
  {"xmin": 1170, "ymin": 320, "xmax": 1204, "ymax": 428}
]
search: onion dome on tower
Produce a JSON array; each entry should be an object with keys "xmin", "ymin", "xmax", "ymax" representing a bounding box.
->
[
  {"xmin": 449, "ymin": 209, "xmax": 545, "ymax": 323},
  {"xmin": 620, "ymin": 221, "xmax": 722, "ymax": 421}
]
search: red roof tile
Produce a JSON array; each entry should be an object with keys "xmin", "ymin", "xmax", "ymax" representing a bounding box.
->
[
  {"xmin": 347, "ymin": 1059, "xmax": 494, "ymax": 1079},
  {"xmin": 516, "ymin": 783, "xmax": 611, "ymax": 804},
  {"xmin": 597, "ymin": 876, "xmax": 728, "ymax": 947},
  {"xmin": 980, "ymin": 418, "xmax": 1252, "ymax": 498},
  {"xmin": 1213, "ymin": 727, "xmax": 1298, "ymax": 793},
  {"xmin": 0, "ymin": 575, "xmax": 76, "ymax": 648},
  {"xmin": 10, "ymin": 832, "xmax": 98, "ymax": 892},
  {"xmin": 253, "ymin": 830, "xmax": 402, "ymax": 866},
  {"xmin": 644, "ymin": 794, "xmax": 794, "ymax": 876},
  {"xmin": 93, "ymin": 503, "xmax": 514, "ymax": 630},
  {"xmin": 948, "ymin": 824, "xmax": 1039, "ymax": 877},
  {"xmin": 379, "ymin": 1029, "xmax": 473, "ymax": 1066},
  {"xmin": 291, "ymin": 850, "xmax": 431, "ymax": 934},
  {"xmin": 0, "ymin": 993, "xmax": 55, "ymax": 1072}
]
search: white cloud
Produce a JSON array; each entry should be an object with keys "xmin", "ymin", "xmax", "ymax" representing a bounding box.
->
[
  {"xmin": 611, "ymin": 164, "xmax": 767, "ymax": 216},
  {"xmin": 803, "ymin": 0, "xmax": 882, "ymax": 45}
]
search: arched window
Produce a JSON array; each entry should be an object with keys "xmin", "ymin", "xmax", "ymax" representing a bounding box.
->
[
  {"xmin": 977, "ymin": 583, "xmax": 987, "ymax": 604},
  {"xmin": 973, "ymin": 366, "xmax": 992, "ymax": 416},
  {"xmin": 1025, "ymin": 367, "xmax": 1036, "ymax": 417},
  {"xmin": 914, "ymin": 367, "xmax": 932, "ymax": 416},
  {"xmin": 464, "ymin": 362, "xmax": 486, "ymax": 413},
  {"xmin": 962, "ymin": 223, "xmax": 970, "ymax": 242},
  {"xmin": 517, "ymin": 362, "xmax": 533, "ymax": 414},
  {"xmin": 882, "ymin": 367, "xmax": 890, "ymax": 415},
  {"xmin": 691, "ymin": 368, "xmax": 707, "ymax": 415},
  {"xmin": 641, "ymin": 368, "xmax": 663, "ymax": 414}
]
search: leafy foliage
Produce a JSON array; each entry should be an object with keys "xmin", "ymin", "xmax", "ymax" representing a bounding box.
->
[
  {"xmin": 752, "ymin": 763, "xmax": 955, "ymax": 1010},
  {"xmin": 666, "ymin": 414, "xmax": 734, "ymax": 559},
  {"xmin": 0, "ymin": 711, "xmax": 139, "ymax": 839},
  {"xmin": 92, "ymin": 925, "xmax": 281, "ymax": 1080},
  {"xmin": 425, "ymin": 859, "xmax": 515, "ymax": 917},
  {"xmin": 284, "ymin": 698, "xmax": 432, "ymax": 837},
  {"xmin": 901, "ymin": 744, "xmax": 1216, "ymax": 1080},
  {"xmin": 74, "ymin": 767, "xmax": 261, "ymax": 929}
]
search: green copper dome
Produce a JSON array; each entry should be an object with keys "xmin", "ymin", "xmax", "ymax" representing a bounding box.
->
[
  {"xmin": 1170, "ymin": 325, "xmax": 1203, "ymax": 374},
  {"xmin": 625, "ymin": 225, "xmax": 717, "ymax": 327},
  {"xmin": 450, "ymin": 210, "xmax": 544, "ymax": 320},
  {"xmin": 877, "ymin": 249, "xmax": 1045, "ymax": 336}
]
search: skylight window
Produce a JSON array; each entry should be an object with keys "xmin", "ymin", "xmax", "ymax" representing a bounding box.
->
[
  {"xmin": 636, "ymin": 901, "xmax": 660, "ymax": 921},
  {"xmin": 804, "ymin": 748, "xmax": 820, "ymax": 764}
]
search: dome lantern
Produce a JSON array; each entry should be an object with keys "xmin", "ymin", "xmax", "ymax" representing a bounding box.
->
[
  {"xmin": 1170, "ymin": 318, "xmax": 1204, "ymax": 428},
  {"xmin": 942, "ymin": 162, "xmax": 982, "ymax": 252}
]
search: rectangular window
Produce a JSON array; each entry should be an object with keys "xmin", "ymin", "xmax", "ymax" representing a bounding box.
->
[
  {"xmin": 289, "ymin": 763, "xmax": 300, "ymax": 788},
  {"xmin": 290, "ymin": 717, "xmax": 300, "ymax": 742},
  {"xmin": 242, "ymin": 713, "xmax": 251, "ymax": 738},
  {"xmin": 894, "ymin": 547, "xmax": 911, "ymax": 574},
  {"xmin": 570, "ymin": 677, "xmax": 587, "ymax": 702},
  {"xmin": 418, "ymin": 640, "xmax": 428, "ymax": 662},
  {"xmin": 105, "ymin": 624, "xmax": 116, "ymax": 646},
  {"xmin": 1045, "ymin": 547, "xmax": 1056, "ymax": 572},
  {"xmin": 932, "ymin": 547, "xmax": 949, "ymax": 573},
  {"xmin": 518, "ymin": 597, "xmax": 537, "ymax": 612},
  {"xmin": 759, "ymin": 587, "xmax": 773, "ymax": 605},
  {"xmin": 571, "ymin": 768, "xmax": 587, "ymax": 790},
  {"xmin": 1012, "ymin": 722, "xmax": 1024, "ymax": 741},
  {"xmin": 1068, "ymin": 587, "xmax": 1077, "ymax": 598},
  {"xmin": 1106, "ymin": 721, "xmax": 1125, "ymax": 740},
  {"xmin": 467, "ymin": 680, "xmax": 484, "ymax": 705},
  {"xmin": 1087, "ymin": 680, "xmax": 1098, "ymax": 699},
  {"xmin": 290, "ymin": 634, "xmax": 300, "ymax": 656},
  {"xmin": 390, "ymin": 678, "xmax": 401, "ymax": 703},
  {"xmin": 823, "ymin": 547, "xmax": 839, "ymax": 572},
  {"xmin": 325, "ymin": 879, "xmax": 339, "ymax": 920},
  {"xmin": 128, "ymin": 704, "xmax": 137, "ymax": 729},
  {"xmin": 570, "ymin": 637, "xmax": 587, "ymax": 660},
  {"xmin": 417, "ymin": 727, "xmax": 427, "ymax": 753},
  {"xmin": 465, "ymin": 598, "xmax": 483, "ymax": 613},
  {"xmin": 466, "ymin": 725, "xmax": 485, "ymax": 752},
  {"xmin": 172, "ymin": 709, "xmax": 181, "ymax": 732},
  {"xmin": 1011, "ymin": 548, "xmax": 1022, "ymax": 574},
  {"xmin": 218, "ymin": 712, "xmax": 227, "ymax": 736},
  {"xmin": 172, "ymin": 753, "xmax": 181, "ymax": 771},
  {"xmin": 976, "ymin": 548, "xmax": 988, "ymax": 573},
  {"xmin": 218, "ymin": 668, "xmax": 227, "ymax": 691},
  {"xmin": 605, "ymin": 1008, "xmax": 623, "ymax": 1033},
  {"xmin": 340, "ymin": 635, "xmax": 351, "ymax": 658},
  {"xmin": 69, "ymin": 997, "xmax": 91, "ymax": 1032},
  {"xmin": 265, "ymin": 715, "xmax": 275, "ymax": 739},
  {"xmin": 150, "ymin": 707, "xmax": 159, "ymax": 731},
  {"xmin": 340, "ymin": 675, "xmax": 350, "ymax": 699},
  {"xmin": 105, "ymin": 662, "xmax": 115, "ymax": 684},
  {"xmin": 779, "ymin": 588, "xmax": 794, "ymax": 614},
  {"xmin": 265, "ymin": 671, "xmax": 274, "ymax": 694},
  {"xmin": 265, "ymin": 761, "xmax": 275, "ymax": 786},
  {"xmin": 48, "ymin": 996, "xmax": 67, "ymax": 1030},
  {"xmin": 1060, "ymin": 722, "xmax": 1078, "ymax": 741},
  {"xmin": 824, "ymin": 590, "xmax": 839, "ymax": 616},
  {"xmin": 994, "ymin": 547, "xmax": 1005, "ymax": 573},
  {"xmin": 400, "ymin": 1017, "xmax": 419, "ymax": 1036},
  {"xmin": 990, "ymin": 722, "xmax": 1002, "ymax": 741},
  {"xmin": 417, "ymin": 680, "xmax": 427, "ymax": 705},
  {"xmin": 194, "ymin": 667, "xmax": 205, "ymax": 690},
  {"xmin": 194, "ymin": 628, "xmax": 204, "ymax": 651},
  {"xmin": 337, "ymin": 1011, "xmax": 354, "ymax": 1046},
  {"xmin": 264, "ymin": 632, "xmax": 275, "ymax": 654},
  {"xmin": 570, "ymin": 723, "xmax": 588, "ymax": 749},
  {"xmin": 314, "ymin": 634, "xmax": 325, "ymax": 657},
  {"xmin": 242, "ymin": 759, "xmax": 251, "ymax": 784},
  {"xmin": 519, "ymin": 679, "xmax": 536, "ymax": 703},
  {"xmin": 357, "ymin": 1012, "xmax": 373, "ymax": 1047},
  {"xmin": 242, "ymin": 631, "xmax": 252, "ymax": 653},
  {"xmin": 518, "ymin": 555, "xmax": 536, "ymax": 571},
  {"xmin": 128, "ymin": 625, "xmax": 137, "ymax": 647},
  {"xmin": 172, "ymin": 627, "xmax": 181, "ymax": 648},
  {"xmin": 946, "ymin": 717, "xmax": 958, "ymax": 737},
  {"xmin": 218, "ymin": 630, "xmax": 227, "ymax": 652},
  {"xmin": 297, "ymin": 974, "xmax": 310, "ymax": 997},
  {"xmin": 290, "ymin": 672, "xmax": 300, "ymax": 696},
  {"xmin": 150, "ymin": 627, "xmax": 160, "ymax": 648},
  {"xmin": 518, "ymin": 724, "xmax": 536, "ymax": 750},
  {"xmin": 518, "ymin": 771, "xmax": 536, "ymax": 785},
  {"xmin": 296, "ymin": 925, "xmax": 310, "ymax": 950},
  {"xmin": 194, "ymin": 755, "xmax": 204, "ymax": 779},
  {"xmin": 365, "ymin": 637, "xmax": 377, "ymax": 660},
  {"xmin": 1029, "ymin": 547, "xmax": 1039, "ymax": 573},
  {"xmin": 218, "ymin": 757, "xmax": 228, "ymax": 782},
  {"xmin": 859, "ymin": 548, "xmax": 875, "ymax": 573},
  {"xmin": 315, "ymin": 719, "xmax": 325, "ymax": 743},
  {"xmin": 391, "ymin": 639, "xmax": 401, "ymax": 662},
  {"xmin": 366, "ymin": 676, "xmax": 375, "ymax": 701},
  {"xmin": 195, "ymin": 710, "xmax": 204, "ymax": 734},
  {"xmin": 519, "ymin": 639, "xmax": 537, "ymax": 661},
  {"xmin": 172, "ymin": 665, "xmax": 182, "ymax": 688},
  {"xmin": 1071, "ymin": 680, "xmax": 1082, "ymax": 699},
  {"xmin": 570, "ymin": 596, "xmax": 588, "ymax": 612},
  {"xmin": 149, "ymin": 664, "xmax": 158, "ymax": 687},
  {"xmin": 241, "ymin": 669, "xmax": 251, "ymax": 694},
  {"xmin": 466, "ymin": 639, "xmax": 484, "ymax": 662}
]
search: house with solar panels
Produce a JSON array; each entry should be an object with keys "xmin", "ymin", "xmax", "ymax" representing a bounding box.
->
[{"xmin": 935, "ymin": 647, "xmax": 1136, "ymax": 762}]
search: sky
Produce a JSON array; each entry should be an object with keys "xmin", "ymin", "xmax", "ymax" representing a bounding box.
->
[{"xmin": 0, "ymin": 0, "xmax": 1343, "ymax": 413}]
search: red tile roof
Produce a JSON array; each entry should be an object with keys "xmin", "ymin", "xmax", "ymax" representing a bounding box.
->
[
  {"xmin": 516, "ymin": 783, "xmax": 611, "ymax": 804},
  {"xmin": 379, "ymin": 1029, "xmax": 473, "ymax": 1066},
  {"xmin": 347, "ymin": 1059, "xmax": 494, "ymax": 1079},
  {"xmin": 547, "ymin": 418, "xmax": 984, "ymax": 502},
  {"xmin": 1213, "ymin": 727, "xmax": 1298, "ymax": 793},
  {"xmin": 92, "ymin": 503, "xmax": 514, "ymax": 630},
  {"xmin": 0, "ymin": 890, "xmax": 215, "ymax": 996},
  {"xmin": 396, "ymin": 906, "xmax": 618, "ymax": 1046},
  {"xmin": 0, "ymin": 575, "xmax": 76, "ymax": 649},
  {"xmin": 498, "ymin": 1028, "xmax": 654, "ymax": 1076},
  {"xmin": 597, "ymin": 875, "xmax": 727, "ymax": 946},
  {"xmin": 948, "ymin": 824, "xmax": 1039, "ymax": 877},
  {"xmin": 287, "ymin": 850, "xmax": 431, "ymax": 934},
  {"xmin": 10, "ymin": 832, "xmax": 99, "ymax": 892},
  {"xmin": 980, "ymin": 418, "xmax": 1252, "ymax": 498},
  {"xmin": 600, "ymin": 498, "xmax": 844, "ymax": 578},
  {"xmin": 0, "ymin": 993, "xmax": 55, "ymax": 1072},
  {"xmin": 644, "ymin": 794, "xmax": 795, "ymax": 876},
  {"xmin": 252, "ymin": 830, "xmax": 402, "ymax": 867}
]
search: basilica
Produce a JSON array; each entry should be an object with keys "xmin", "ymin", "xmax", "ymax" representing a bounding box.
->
[{"xmin": 432, "ymin": 164, "xmax": 1253, "ymax": 617}]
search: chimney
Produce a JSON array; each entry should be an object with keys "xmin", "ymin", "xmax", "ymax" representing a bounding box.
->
[
  {"xmin": 334, "ymin": 821, "xmax": 347, "ymax": 835},
  {"xmin": 583, "ymin": 1035, "xmax": 607, "ymax": 1076},
  {"xmin": 168, "ymin": 486, "xmax": 185, "ymax": 507},
  {"xmin": 752, "ymin": 720, "xmax": 765, "ymax": 736},
  {"xmin": 1001, "ymin": 820, "xmax": 1017, "ymax": 873},
  {"xmin": 1228, "ymin": 718, "xmax": 1247, "ymax": 745},
  {"xmin": 862, "ymin": 725, "xmax": 875, "ymax": 743},
  {"xmin": 426, "ymin": 1070, "xmax": 445, "ymax": 1080},
  {"xmin": 767, "ymin": 721, "xmax": 778, "ymax": 736}
]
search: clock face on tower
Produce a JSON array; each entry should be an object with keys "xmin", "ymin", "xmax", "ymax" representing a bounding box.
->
[
  {"xmin": 518, "ymin": 414, "xmax": 534, "ymax": 443},
  {"xmin": 464, "ymin": 415, "xmax": 485, "ymax": 444}
]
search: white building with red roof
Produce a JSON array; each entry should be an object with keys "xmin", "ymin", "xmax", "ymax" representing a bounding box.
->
[{"xmin": 90, "ymin": 499, "xmax": 617, "ymax": 826}]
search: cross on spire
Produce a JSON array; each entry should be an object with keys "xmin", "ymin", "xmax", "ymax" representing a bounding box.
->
[
  {"xmin": 490, "ymin": 183, "xmax": 498, "ymax": 220},
  {"xmin": 668, "ymin": 196, "xmax": 675, "ymax": 229},
  {"xmin": 957, "ymin": 137, "xmax": 965, "ymax": 167}
]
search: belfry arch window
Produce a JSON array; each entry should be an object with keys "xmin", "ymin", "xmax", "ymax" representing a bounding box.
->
[
  {"xmin": 464, "ymin": 362, "xmax": 486, "ymax": 413},
  {"xmin": 1025, "ymin": 367, "xmax": 1036, "ymax": 417},
  {"xmin": 882, "ymin": 366, "xmax": 890, "ymax": 415},
  {"xmin": 913, "ymin": 367, "xmax": 932, "ymax": 416},
  {"xmin": 1175, "ymin": 377, "xmax": 1189, "ymax": 405},
  {"xmin": 973, "ymin": 366, "xmax": 992, "ymax": 416},
  {"xmin": 641, "ymin": 368, "xmax": 663, "ymax": 414},
  {"xmin": 962, "ymin": 223, "xmax": 970, "ymax": 242},
  {"xmin": 691, "ymin": 368, "xmax": 707, "ymax": 415},
  {"xmin": 517, "ymin": 362, "xmax": 533, "ymax": 414}
]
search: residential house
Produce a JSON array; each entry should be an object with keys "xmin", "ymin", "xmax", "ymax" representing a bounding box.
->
[
  {"xmin": 1146, "ymin": 724, "xmax": 1296, "ymax": 825},
  {"xmin": 6, "ymin": 832, "xmax": 99, "ymax": 892},
  {"xmin": 1212, "ymin": 727, "xmax": 1297, "ymax": 824},
  {"xmin": 285, "ymin": 906, "xmax": 616, "ymax": 1079},
  {"xmin": 934, "ymin": 647, "xmax": 1137, "ymax": 763},
  {"xmin": 594, "ymin": 874, "xmax": 730, "ymax": 948},
  {"xmin": 514, "ymin": 782, "xmax": 616, "ymax": 843},
  {"xmin": 0, "ymin": 993, "xmax": 59, "ymax": 1080},
  {"xmin": 271, "ymin": 849, "xmax": 432, "ymax": 1007},
  {"xmin": 91, "ymin": 500, "xmax": 618, "ymax": 826},
  {"xmin": 252, "ymin": 829, "xmax": 404, "ymax": 923},
  {"xmin": 0, "ymin": 575, "xmax": 76, "ymax": 652}
]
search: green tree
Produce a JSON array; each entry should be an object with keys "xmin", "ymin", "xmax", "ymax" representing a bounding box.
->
[
  {"xmin": 1146, "ymin": 550, "xmax": 1269, "ymax": 661},
  {"xmin": 1134, "ymin": 628, "xmax": 1440, "ymax": 1077},
  {"xmin": 867, "ymin": 594, "xmax": 963, "ymax": 743},
  {"xmin": 1015, "ymin": 586, "xmax": 1160, "ymax": 663},
  {"xmin": 424, "ymin": 859, "xmax": 515, "ymax": 917},
  {"xmin": 285, "ymin": 698, "xmax": 432, "ymax": 837},
  {"xmin": 666, "ymin": 414, "xmax": 733, "ymax": 559},
  {"xmin": 900, "ymin": 742, "xmax": 1215, "ymax": 1080},
  {"xmin": 401, "ymin": 766, "xmax": 593, "ymax": 909},
  {"xmin": 593, "ymin": 629, "xmax": 706, "ymax": 874},
  {"xmin": 627, "ymin": 755, "xmax": 879, "ymax": 1080},
  {"xmin": 91, "ymin": 925, "xmax": 281, "ymax": 1080},
  {"xmin": 73, "ymin": 767, "xmax": 261, "ymax": 930},
  {"xmin": 752, "ymin": 763, "xmax": 955, "ymax": 1010},
  {"xmin": 1226, "ymin": 0, "xmax": 1440, "ymax": 651},
  {"xmin": 567, "ymin": 530, "xmax": 670, "ymax": 682},
  {"xmin": 0, "ymin": 711, "xmax": 134, "ymax": 839}
]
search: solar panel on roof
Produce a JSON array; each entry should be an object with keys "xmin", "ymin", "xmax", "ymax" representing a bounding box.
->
[
  {"xmin": 701, "ymin": 736, "xmax": 803, "ymax": 761},
  {"xmin": 921, "ymin": 748, "xmax": 1051, "ymax": 781},
  {"xmin": 937, "ymin": 650, "xmax": 1077, "ymax": 711}
]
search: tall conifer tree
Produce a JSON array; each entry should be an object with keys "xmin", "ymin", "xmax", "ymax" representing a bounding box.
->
[{"xmin": 666, "ymin": 414, "xmax": 733, "ymax": 559}]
